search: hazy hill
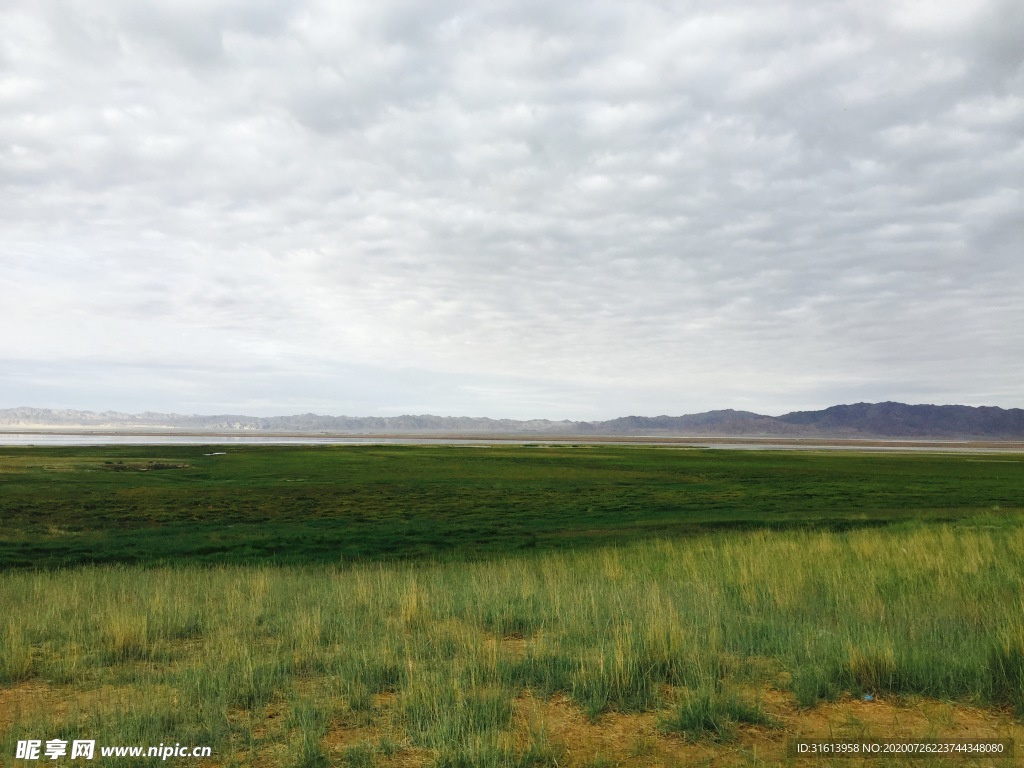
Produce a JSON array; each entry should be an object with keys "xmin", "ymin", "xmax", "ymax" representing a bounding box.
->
[
  {"xmin": 0, "ymin": 407, "xmax": 575, "ymax": 434},
  {"xmin": 776, "ymin": 401, "xmax": 1024, "ymax": 438},
  {"xmin": 2, "ymin": 403, "xmax": 1024, "ymax": 438}
]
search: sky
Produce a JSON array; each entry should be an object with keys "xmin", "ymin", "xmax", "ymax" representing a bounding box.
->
[{"xmin": 2, "ymin": 0, "xmax": 1022, "ymax": 420}]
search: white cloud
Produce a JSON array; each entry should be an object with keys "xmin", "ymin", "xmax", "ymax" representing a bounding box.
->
[{"xmin": 1, "ymin": 0, "xmax": 1022, "ymax": 418}]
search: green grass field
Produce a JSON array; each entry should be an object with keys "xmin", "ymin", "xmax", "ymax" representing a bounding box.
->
[
  {"xmin": 2, "ymin": 527, "xmax": 1023, "ymax": 766},
  {"xmin": 2, "ymin": 446, "xmax": 1023, "ymax": 766},
  {"xmin": 1, "ymin": 445, "xmax": 1022, "ymax": 568}
]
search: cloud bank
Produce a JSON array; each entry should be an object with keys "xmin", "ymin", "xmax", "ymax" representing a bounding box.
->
[{"xmin": 2, "ymin": 0, "xmax": 1022, "ymax": 418}]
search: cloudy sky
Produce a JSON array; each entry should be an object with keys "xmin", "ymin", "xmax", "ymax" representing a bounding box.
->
[{"xmin": 2, "ymin": 0, "xmax": 1022, "ymax": 419}]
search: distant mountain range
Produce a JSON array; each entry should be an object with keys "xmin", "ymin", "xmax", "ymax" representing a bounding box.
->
[{"xmin": 3, "ymin": 402, "xmax": 1024, "ymax": 438}]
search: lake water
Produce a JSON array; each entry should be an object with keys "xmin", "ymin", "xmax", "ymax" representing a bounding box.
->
[
  {"xmin": 0, "ymin": 432, "xmax": 1020, "ymax": 453},
  {"xmin": 0, "ymin": 433, "xmax": 503, "ymax": 447}
]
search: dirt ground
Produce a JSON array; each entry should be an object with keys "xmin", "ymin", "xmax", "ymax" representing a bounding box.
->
[{"xmin": 3, "ymin": 682, "xmax": 1020, "ymax": 767}]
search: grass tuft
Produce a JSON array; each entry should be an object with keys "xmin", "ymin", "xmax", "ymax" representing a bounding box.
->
[
  {"xmin": 100, "ymin": 612, "xmax": 150, "ymax": 663},
  {"xmin": 988, "ymin": 632, "xmax": 1024, "ymax": 715},
  {"xmin": 0, "ymin": 625, "xmax": 35, "ymax": 683},
  {"xmin": 339, "ymin": 741, "xmax": 375, "ymax": 767},
  {"xmin": 659, "ymin": 687, "xmax": 778, "ymax": 742}
]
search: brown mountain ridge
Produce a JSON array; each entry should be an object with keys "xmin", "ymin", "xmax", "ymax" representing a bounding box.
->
[{"xmin": 2, "ymin": 402, "xmax": 1024, "ymax": 439}]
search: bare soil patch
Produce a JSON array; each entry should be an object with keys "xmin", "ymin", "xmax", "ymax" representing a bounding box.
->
[{"xmin": 5, "ymin": 682, "xmax": 1020, "ymax": 766}]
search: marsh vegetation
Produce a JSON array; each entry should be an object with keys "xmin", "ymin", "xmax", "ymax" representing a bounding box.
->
[
  {"xmin": 2, "ymin": 445, "xmax": 1022, "ymax": 569},
  {"xmin": 2, "ymin": 446, "xmax": 1022, "ymax": 764},
  {"xmin": 2, "ymin": 523, "xmax": 1023, "ymax": 766}
]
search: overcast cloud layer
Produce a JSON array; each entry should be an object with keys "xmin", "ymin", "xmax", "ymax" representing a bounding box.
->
[{"xmin": 2, "ymin": 0, "xmax": 1022, "ymax": 419}]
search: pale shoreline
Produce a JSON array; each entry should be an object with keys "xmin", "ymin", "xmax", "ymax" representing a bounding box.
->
[{"xmin": 2, "ymin": 428, "xmax": 1023, "ymax": 452}]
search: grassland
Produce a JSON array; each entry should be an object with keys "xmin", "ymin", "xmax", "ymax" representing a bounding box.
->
[
  {"xmin": 1, "ymin": 445, "xmax": 1022, "ymax": 568},
  {"xmin": 1, "ymin": 446, "xmax": 1023, "ymax": 766},
  {"xmin": 2, "ymin": 527, "xmax": 1023, "ymax": 766}
]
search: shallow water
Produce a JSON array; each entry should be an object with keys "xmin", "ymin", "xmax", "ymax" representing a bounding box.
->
[
  {"xmin": 0, "ymin": 432, "xmax": 1020, "ymax": 453},
  {"xmin": 0, "ymin": 433, "xmax": 497, "ymax": 447}
]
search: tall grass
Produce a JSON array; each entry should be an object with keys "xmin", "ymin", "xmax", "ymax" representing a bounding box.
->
[{"xmin": 1, "ymin": 522, "xmax": 1022, "ymax": 765}]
